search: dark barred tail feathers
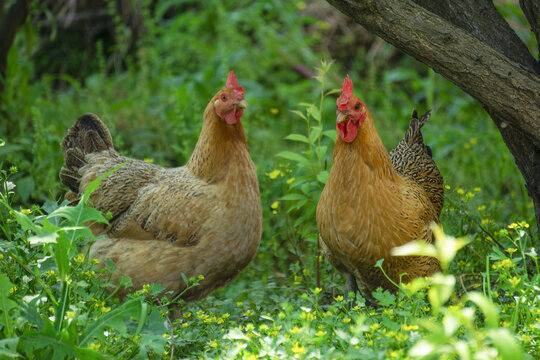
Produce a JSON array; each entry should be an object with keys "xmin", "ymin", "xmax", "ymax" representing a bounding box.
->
[
  {"xmin": 390, "ymin": 109, "xmax": 444, "ymax": 216},
  {"xmin": 59, "ymin": 114, "xmax": 114, "ymax": 197},
  {"xmin": 402, "ymin": 109, "xmax": 432, "ymax": 153}
]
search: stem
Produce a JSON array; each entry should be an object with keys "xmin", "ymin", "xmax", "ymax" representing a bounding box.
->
[{"xmin": 8, "ymin": 250, "xmax": 58, "ymax": 306}]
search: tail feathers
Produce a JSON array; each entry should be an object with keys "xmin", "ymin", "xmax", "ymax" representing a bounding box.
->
[
  {"xmin": 60, "ymin": 114, "xmax": 114, "ymax": 195},
  {"xmin": 61, "ymin": 113, "xmax": 114, "ymax": 154},
  {"xmin": 403, "ymin": 109, "xmax": 432, "ymax": 154}
]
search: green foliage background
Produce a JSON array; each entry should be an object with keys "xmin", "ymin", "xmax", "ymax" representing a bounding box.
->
[{"xmin": 0, "ymin": 0, "xmax": 538, "ymax": 359}]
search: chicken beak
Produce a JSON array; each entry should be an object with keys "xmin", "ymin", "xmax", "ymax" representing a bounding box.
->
[
  {"xmin": 337, "ymin": 111, "xmax": 345, "ymax": 124},
  {"xmin": 235, "ymin": 99, "xmax": 248, "ymax": 109}
]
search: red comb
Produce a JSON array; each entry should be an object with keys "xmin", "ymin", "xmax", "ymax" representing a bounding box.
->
[
  {"xmin": 226, "ymin": 70, "xmax": 244, "ymax": 98},
  {"xmin": 337, "ymin": 75, "xmax": 353, "ymax": 110},
  {"xmin": 227, "ymin": 71, "xmax": 238, "ymax": 88}
]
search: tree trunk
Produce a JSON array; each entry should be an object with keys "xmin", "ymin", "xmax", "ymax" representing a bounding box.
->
[
  {"xmin": 0, "ymin": 0, "xmax": 32, "ymax": 95},
  {"xmin": 327, "ymin": 0, "xmax": 540, "ymax": 231}
]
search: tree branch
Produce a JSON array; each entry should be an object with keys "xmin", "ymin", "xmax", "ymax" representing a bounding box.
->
[
  {"xmin": 327, "ymin": 0, "xmax": 540, "ymax": 146},
  {"xmin": 520, "ymin": 0, "xmax": 540, "ymax": 54},
  {"xmin": 413, "ymin": 0, "xmax": 539, "ymax": 74},
  {"xmin": 0, "ymin": 0, "xmax": 31, "ymax": 80}
]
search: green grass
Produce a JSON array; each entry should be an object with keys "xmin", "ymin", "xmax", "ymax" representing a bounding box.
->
[{"xmin": 0, "ymin": 1, "xmax": 538, "ymax": 358}]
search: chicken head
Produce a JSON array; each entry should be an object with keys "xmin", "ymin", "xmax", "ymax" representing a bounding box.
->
[
  {"xmin": 214, "ymin": 71, "xmax": 248, "ymax": 125},
  {"xmin": 336, "ymin": 75, "xmax": 367, "ymax": 143}
]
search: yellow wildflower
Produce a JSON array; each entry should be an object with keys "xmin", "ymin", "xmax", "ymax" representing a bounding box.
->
[
  {"xmin": 291, "ymin": 342, "xmax": 307, "ymax": 355},
  {"xmin": 508, "ymin": 277, "xmax": 521, "ymax": 288},
  {"xmin": 290, "ymin": 326, "xmax": 302, "ymax": 334},
  {"xmin": 315, "ymin": 330, "xmax": 327, "ymax": 337},
  {"xmin": 74, "ymin": 253, "xmax": 85, "ymax": 264},
  {"xmin": 209, "ymin": 340, "xmax": 218, "ymax": 348},
  {"xmin": 506, "ymin": 248, "xmax": 518, "ymax": 254},
  {"xmin": 267, "ymin": 169, "xmax": 284, "ymax": 180},
  {"xmin": 286, "ymin": 177, "xmax": 295, "ymax": 184},
  {"xmin": 21, "ymin": 209, "xmax": 31, "ymax": 215},
  {"xmin": 143, "ymin": 158, "xmax": 154, "ymax": 163},
  {"xmin": 402, "ymin": 324, "xmax": 419, "ymax": 331},
  {"xmin": 477, "ymin": 205, "xmax": 486, "ymax": 211},
  {"xmin": 456, "ymin": 188, "xmax": 465, "ymax": 195}
]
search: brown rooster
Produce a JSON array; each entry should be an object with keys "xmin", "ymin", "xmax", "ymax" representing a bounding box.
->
[
  {"xmin": 59, "ymin": 71, "xmax": 262, "ymax": 301},
  {"xmin": 316, "ymin": 75, "xmax": 444, "ymax": 301}
]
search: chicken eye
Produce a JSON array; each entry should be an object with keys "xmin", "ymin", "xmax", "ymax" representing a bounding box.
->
[
  {"xmin": 354, "ymin": 102, "xmax": 361, "ymax": 111},
  {"xmin": 221, "ymin": 94, "xmax": 228, "ymax": 102}
]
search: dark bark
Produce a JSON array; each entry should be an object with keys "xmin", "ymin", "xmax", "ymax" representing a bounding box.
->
[
  {"xmin": 520, "ymin": 0, "xmax": 540, "ymax": 53},
  {"xmin": 327, "ymin": 0, "xmax": 540, "ymax": 231},
  {"xmin": 0, "ymin": 0, "xmax": 31, "ymax": 94}
]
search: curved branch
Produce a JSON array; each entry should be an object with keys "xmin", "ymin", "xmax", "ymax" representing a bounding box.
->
[
  {"xmin": 413, "ymin": 0, "xmax": 539, "ymax": 74},
  {"xmin": 520, "ymin": 0, "xmax": 540, "ymax": 53},
  {"xmin": 327, "ymin": 0, "xmax": 540, "ymax": 146}
]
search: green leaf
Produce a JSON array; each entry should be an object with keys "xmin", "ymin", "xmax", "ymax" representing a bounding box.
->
[
  {"xmin": 28, "ymin": 232, "xmax": 59, "ymax": 245},
  {"xmin": 309, "ymin": 126, "xmax": 321, "ymax": 144},
  {"xmin": 48, "ymin": 204, "xmax": 108, "ymax": 227},
  {"xmin": 12, "ymin": 211, "xmax": 39, "ymax": 233},
  {"xmin": 307, "ymin": 106, "xmax": 321, "ymax": 121},
  {"xmin": 280, "ymin": 193, "xmax": 307, "ymax": 201},
  {"xmin": 290, "ymin": 110, "xmax": 306, "ymax": 120},
  {"xmin": 466, "ymin": 292, "xmax": 499, "ymax": 328},
  {"xmin": 0, "ymin": 274, "xmax": 18, "ymax": 337},
  {"xmin": 391, "ymin": 240, "xmax": 437, "ymax": 258},
  {"xmin": 428, "ymin": 273, "xmax": 455, "ymax": 312},
  {"xmin": 0, "ymin": 338, "xmax": 20, "ymax": 358},
  {"xmin": 79, "ymin": 298, "xmax": 144, "ymax": 346},
  {"xmin": 284, "ymin": 134, "xmax": 309, "ymax": 144},
  {"xmin": 488, "ymin": 328, "xmax": 524, "ymax": 360},
  {"xmin": 323, "ymin": 130, "xmax": 336, "ymax": 140},
  {"xmin": 316, "ymin": 171, "xmax": 329, "ymax": 184},
  {"xmin": 276, "ymin": 151, "xmax": 310, "ymax": 165},
  {"xmin": 82, "ymin": 163, "xmax": 126, "ymax": 202},
  {"xmin": 53, "ymin": 235, "xmax": 71, "ymax": 282}
]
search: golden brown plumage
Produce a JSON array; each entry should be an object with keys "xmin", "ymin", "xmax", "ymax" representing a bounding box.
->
[
  {"xmin": 59, "ymin": 71, "xmax": 262, "ymax": 301},
  {"xmin": 316, "ymin": 75, "xmax": 443, "ymax": 299}
]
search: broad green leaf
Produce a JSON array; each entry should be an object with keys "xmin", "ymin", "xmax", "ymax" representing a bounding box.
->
[
  {"xmin": 28, "ymin": 232, "xmax": 59, "ymax": 245},
  {"xmin": 488, "ymin": 328, "xmax": 524, "ymax": 360},
  {"xmin": 323, "ymin": 130, "xmax": 336, "ymax": 140},
  {"xmin": 284, "ymin": 134, "xmax": 309, "ymax": 143},
  {"xmin": 48, "ymin": 204, "xmax": 108, "ymax": 227},
  {"xmin": 309, "ymin": 126, "xmax": 321, "ymax": 144},
  {"xmin": 466, "ymin": 292, "xmax": 499, "ymax": 328},
  {"xmin": 428, "ymin": 273, "xmax": 455, "ymax": 312},
  {"xmin": 276, "ymin": 151, "xmax": 310, "ymax": 165},
  {"xmin": 316, "ymin": 171, "xmax": 329, "ymax": 184},
  {"xmin": 12, "ymin": 211, "xmax": 39, "ymax": 233},
  {"xmin": 0, "ymin": 338, "xmax": 20, "ymax": 358},
  {"xmin": 307, "ymin": 106, "xmax": 321, "ymax": 121},
  {"xmin": 53, "ymin": 235, "xmax": 71, "ymax": 282},
  {"xmin": 391, "ymin": 240, "xmax": 437, "ymax": 258}
]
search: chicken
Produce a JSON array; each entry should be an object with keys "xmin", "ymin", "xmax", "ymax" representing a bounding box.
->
[
  {"xmin": 59, "ymin": 71, "xmax": 262, "ymax": 301},
  {"xmin": 316, "ymin": 75, "xmax": 444, "ymax": 300}
]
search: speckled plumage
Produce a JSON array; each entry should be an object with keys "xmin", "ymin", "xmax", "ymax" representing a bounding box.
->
[
  {"xmin": 59, "ymin": 86, "xmax": 262, "ymax": 301},
  {"xmin": 317, "ymin": 107, "xmax": 443, "ymax": 298}
]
